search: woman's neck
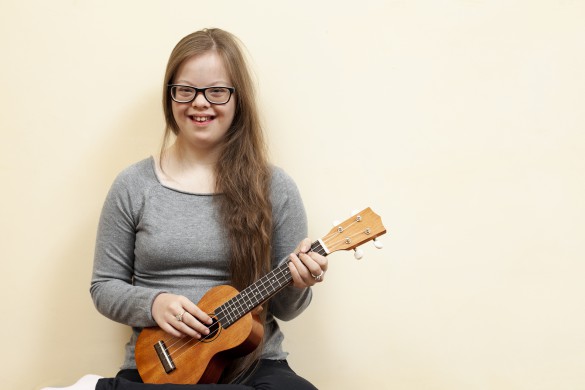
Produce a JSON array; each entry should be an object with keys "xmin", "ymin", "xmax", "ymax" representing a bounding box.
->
[{"xmin": 157, "ymin": 142, "xmax": 219, "ymax": 194}]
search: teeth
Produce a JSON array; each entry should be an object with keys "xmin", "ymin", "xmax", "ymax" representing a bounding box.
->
[{"xmin": 193, "ymin": 116, "xmax": 211, "ymax": 122}]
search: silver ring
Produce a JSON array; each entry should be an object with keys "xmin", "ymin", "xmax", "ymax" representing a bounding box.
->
[
  {"xmin": 311, "ymin": 270, "xmax": 324, "ymax": 281},
  {"xmin": 175, "ymin": 310, "xmax": 186, "ymax": 322}
]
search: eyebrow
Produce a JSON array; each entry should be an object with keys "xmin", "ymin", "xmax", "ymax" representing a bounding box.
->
[{"xmin": 175, "ymin": 80, "xmax": 232, "ymax": 86}]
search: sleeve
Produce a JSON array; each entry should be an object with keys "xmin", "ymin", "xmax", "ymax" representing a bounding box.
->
[
  {"xmin": 89, "ymin": 171, "xmax": 163, "ymax": 328},
  {"xmin": 268, "ymin": 167, "xmax": 313, "ymax": 321}
]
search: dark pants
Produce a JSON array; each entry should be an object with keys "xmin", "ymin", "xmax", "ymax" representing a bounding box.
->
[{"xmin": 96, "ymin": 360, "xmax": 317, "ymax": 390}]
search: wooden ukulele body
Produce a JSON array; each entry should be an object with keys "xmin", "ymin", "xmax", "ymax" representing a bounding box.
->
[{"xmin": 135, "ymin": 285, "xmax": 264, "ymax": 384}]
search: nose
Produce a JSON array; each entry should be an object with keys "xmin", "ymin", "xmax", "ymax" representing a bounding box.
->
[{"xmin": 191, "ymin": 91, "xmax": 209, "ymax": 107}]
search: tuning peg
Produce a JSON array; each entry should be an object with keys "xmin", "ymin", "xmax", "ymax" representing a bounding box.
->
[
  {"xmin": 373, "ymin": 238, "xmax": 383, "ymax": 249},
  {"xmin": 354, "ymin": 248, "xmax": 364, "ymax": 260}
]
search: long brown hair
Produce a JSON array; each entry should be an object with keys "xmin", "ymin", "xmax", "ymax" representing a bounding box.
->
[
  {"xmin": 160, "ymin": 28, "xmax": 272, "ymax": 382},
  {"xmin": 161, "ymin": 28, "xmax": 273, "ymax": 290}
]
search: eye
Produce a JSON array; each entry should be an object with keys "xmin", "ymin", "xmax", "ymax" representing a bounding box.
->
[
  {"xmin": 208, "ymin": 87, "xmax": 228, "ymax": 97},
  {"xmin": 177, "ymin": 87, "xmax": 194, "ymax": 97}
]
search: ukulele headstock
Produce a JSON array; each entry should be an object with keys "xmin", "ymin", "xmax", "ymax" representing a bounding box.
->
[{"xmin": 320, "ymin": 207, "xmax": 386, "ymax": 255}]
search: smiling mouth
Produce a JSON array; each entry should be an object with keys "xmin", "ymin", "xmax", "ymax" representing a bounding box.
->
[{"xmin": 190, "ymin": 115, "xmax": 214, "ymax": 122}]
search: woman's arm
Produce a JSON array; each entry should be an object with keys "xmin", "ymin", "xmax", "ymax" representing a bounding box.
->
[
  {"xmin": 268, "ymin": 167, "xmax": 317, "ymax": 321},
  {"xmin": 89, "ymin": 170, "xmax": 163, "ymax": 328}
]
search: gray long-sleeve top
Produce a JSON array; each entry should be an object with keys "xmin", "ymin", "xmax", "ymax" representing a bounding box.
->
[{"xmin": 90, "ymin": 157, "xmax": 312, "ymax": 370}]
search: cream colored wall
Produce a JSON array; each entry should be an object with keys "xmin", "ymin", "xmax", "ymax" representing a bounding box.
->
[{"xmin": 2, "ymin": 1, "xmax": 584, "ymax": 389}]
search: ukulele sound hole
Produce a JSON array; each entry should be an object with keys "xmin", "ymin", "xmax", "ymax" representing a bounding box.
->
[{"xmin": 201, "ymin": 316, "xmax": 221, "ymax": 343}]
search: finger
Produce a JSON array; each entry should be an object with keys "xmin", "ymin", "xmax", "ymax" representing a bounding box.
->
[
  {"xmin": 288, "ymin": 259, "xmax": 307, "ymax": 288},
  {"xmin": 156, "ymin": 296, "xmax": 209, "ymax": 338},
  {"xmin": 288, "ymin": 252, "xmax": 315, "ymax": 287},
  {"xmin": 160, "ymin": 320, "xmax": 183, "ymax": 338},
  {"xmin": 252, "ymin": 305, "xmax": 263, "ymax": 316},
  {"xmin": 172, "ymin": 301, "xmax": 213, "ymax": 338},
  {"xmin": 309, "ymin": 252, "xmax": 328, "ymax": 281},
  {"xmin": 170, "ymin": 315, "xmax": 205, "ymax": 339},
  {"xmin": 307, "ymin": 251, "xmax": 328, "ymax": 272},
  {"xmin": 180, "ymin": 298, "xmax": 213, "ymax": 325},
  {"xmin": 294, "ymin": 238, "xmax": 312, "ymax": 254},
  {"xmin": 180, "ymin": 312, "xmax": 212, "ymax": 338},
  {"xmin": 166, "ymin": 309, "xmax": 209, "ymax": 339},
  {"xmin": 298, "ymin": 252, "xmax": 324, "ymax": 280}
]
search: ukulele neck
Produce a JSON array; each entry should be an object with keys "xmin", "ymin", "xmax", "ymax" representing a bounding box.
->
[{"xmin": 214, "ymin": 240, "xmax": 326, "ymax": 328}]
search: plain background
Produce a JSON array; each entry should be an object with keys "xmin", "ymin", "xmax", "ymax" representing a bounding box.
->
[{"xmin": 2, "ymin": 1, "xmax": 584, "ymax": 389}]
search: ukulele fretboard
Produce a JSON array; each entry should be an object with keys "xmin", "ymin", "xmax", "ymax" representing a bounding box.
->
[{"xmin": 214, "ymin": 240, "xmax": 325, "ymax": 328}]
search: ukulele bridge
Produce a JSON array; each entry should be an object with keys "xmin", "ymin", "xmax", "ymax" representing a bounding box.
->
[{"xmin": 154, "ymin": 340, "xmax": 176, "ymax": 374}]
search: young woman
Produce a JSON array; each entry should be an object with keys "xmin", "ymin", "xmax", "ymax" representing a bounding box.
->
[{"xmin": 86, "ymin": 28, "xmax": 326, "ymax": 389}]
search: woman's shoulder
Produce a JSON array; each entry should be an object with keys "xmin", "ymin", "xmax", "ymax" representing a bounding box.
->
[
  {"xmin": 270, "ymin": 165, "xmax": 299, "ymax": 191},
  {"xmin": 117, "ymin": 157, "xmax": 154, "ymax": 176},
  {"xmin": 268, "ymin": 165, "xmax": 307, "ymax": 230},
  {"xmin": 269, "ymin": 165, "xmax": 304, "ymax": 205},
  {"xmin": 110, "ymin": 157, "xmax": 158, "ymax": 193}
]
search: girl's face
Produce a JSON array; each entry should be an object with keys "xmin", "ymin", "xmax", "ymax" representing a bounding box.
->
[{"xmin": 171, "ymin": 51, "xmax": 236, "ymax": 153}]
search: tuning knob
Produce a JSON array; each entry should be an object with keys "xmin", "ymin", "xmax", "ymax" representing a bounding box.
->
[
  {"xmin": 373, "ymin": 238, "xmax": 383, "ymax": 249},
  {"xmin": 354, "ymin": 248, "xmax": 364, "ymax": 260}
]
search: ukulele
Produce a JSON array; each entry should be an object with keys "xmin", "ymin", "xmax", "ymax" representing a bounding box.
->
[{"xmin": 135, "ymin": 207, "xmax": 387, "ymax": 384}]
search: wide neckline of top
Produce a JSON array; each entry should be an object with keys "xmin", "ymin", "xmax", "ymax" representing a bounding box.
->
[{"xmin": 148, "ymin": 156, "xmax": 220, "ymax": 197}]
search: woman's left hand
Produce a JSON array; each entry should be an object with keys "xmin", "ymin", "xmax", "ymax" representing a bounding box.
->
[{"xmin": 288, "ymin": 238, "xmax": 328, "ymax": 288}]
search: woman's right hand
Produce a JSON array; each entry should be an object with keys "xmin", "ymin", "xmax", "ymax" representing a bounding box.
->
[{"xmin": 151, "ymin": 293, "xmax": 213, "ymax": 339}]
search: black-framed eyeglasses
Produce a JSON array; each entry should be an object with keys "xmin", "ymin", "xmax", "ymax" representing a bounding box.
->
[{"xmin": 168, "ymin": 84, "xmax": 235, "ymax": 105}]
